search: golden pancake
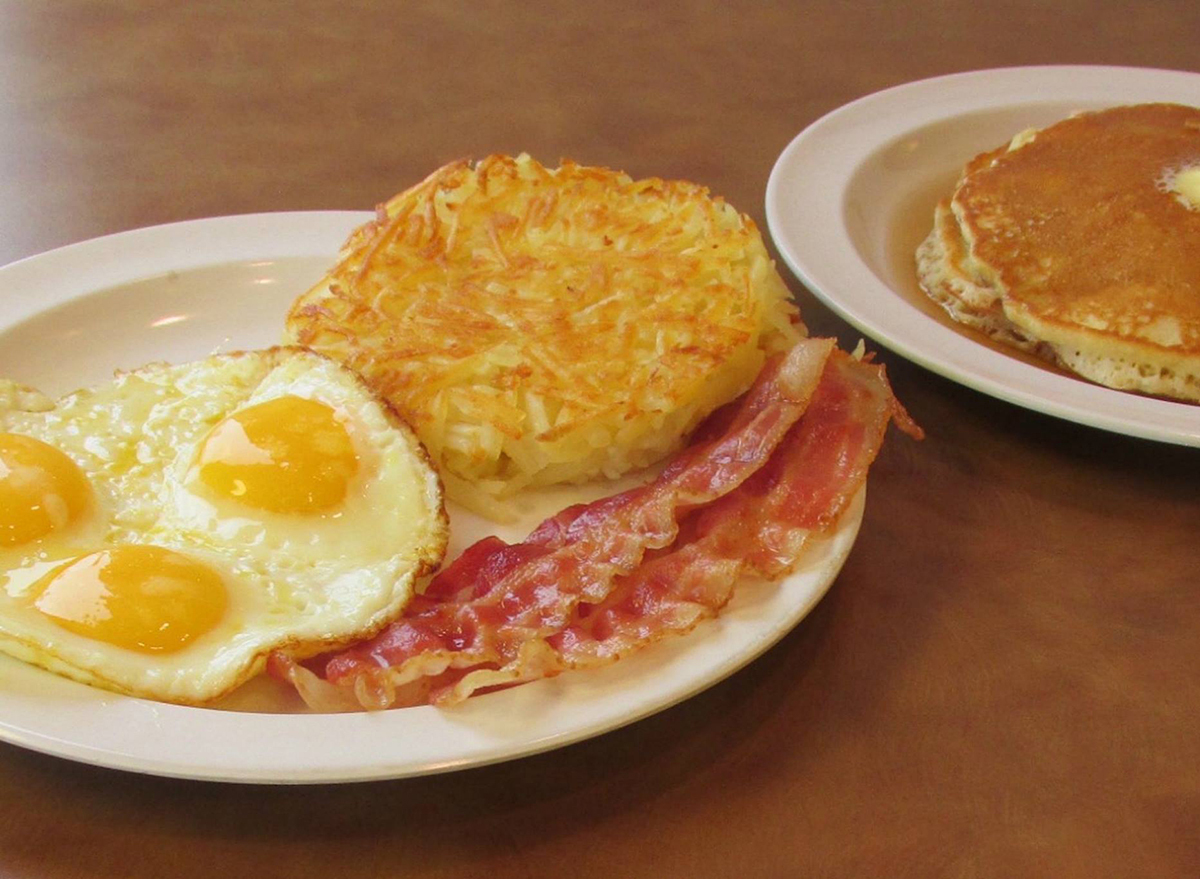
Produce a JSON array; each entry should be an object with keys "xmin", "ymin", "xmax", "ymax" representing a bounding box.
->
[
  {"xmin": 287, "ymin": 154, "xmax": 801, "ymax": 517},
  {"xmin": 918, "ymin": 103, "xmax": 1200, "ymax": 401},
  {"xmin": 916, "ymin": 198, "xmax": 1048, "ymax": 353}
]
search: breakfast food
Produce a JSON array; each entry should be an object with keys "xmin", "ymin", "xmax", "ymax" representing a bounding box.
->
[
  {"xmin": 0, "ymin": 348, "xmax": 446, "ymax": 705},
  {"xmin": 271, "ymin": 338, "xmax": 922, "ymax": 710},
  {"xmin": 286, "ymin": 154, "xmax": 801, "ymax": 517},
  {"xmin": 917, "ymin": 102, "xmax": 1200, "ymax": 401},
  {"xmin": 1, "ymin": 156, "xmax": 919, "ymax": 714}
]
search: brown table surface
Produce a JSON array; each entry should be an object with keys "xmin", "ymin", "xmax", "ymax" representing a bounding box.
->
[{"xmin": 1, "ymin": 2, "xmax": 1198, "ymax": 876}]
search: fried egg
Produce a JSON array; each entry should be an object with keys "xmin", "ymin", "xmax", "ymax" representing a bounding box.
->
[{"xmin": 0, "ymin": 348, "xmax": 447, "ymax": 705}]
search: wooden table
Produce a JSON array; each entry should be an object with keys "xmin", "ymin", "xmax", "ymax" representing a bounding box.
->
[{"xmin": 1, "ymin": 2, "xmax": 1197, "ymax": 876}]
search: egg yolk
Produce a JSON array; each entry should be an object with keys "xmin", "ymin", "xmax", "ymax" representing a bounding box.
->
[
  {"xmin": 195, "ymin": 396, "xmax": 359, "ymax": 514},
  {"xmin": 0, "ymin": 433, "xmax": 91, "ymax": 546},
  {"xmin": 31, "ymin": 545, "xmax": 228, "ymax": 654}
]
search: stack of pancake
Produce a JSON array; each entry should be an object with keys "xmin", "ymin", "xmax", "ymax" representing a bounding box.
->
[{"xmin": 917, "ymin": 103, "xmax": 1200, "ymax": 402}]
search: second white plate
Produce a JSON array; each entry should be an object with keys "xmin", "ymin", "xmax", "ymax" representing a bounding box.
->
[{"xmin": 766, "ymin": 65, "xmax": 1200, "ymax": 445}]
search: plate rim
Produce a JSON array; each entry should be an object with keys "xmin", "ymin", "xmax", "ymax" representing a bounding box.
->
[
  {"xmin": 0, "ymin": 211, "xmax": 863, "ymax": 784},
  {"xmin": 764, "ymin": 64, "xmax": 1200, "ymax": 446}
]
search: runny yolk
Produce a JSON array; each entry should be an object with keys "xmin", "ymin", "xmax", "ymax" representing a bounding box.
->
[
  {"xmin": 194, "ymin": 396, "xmax": 359, "ymax": 514},
  {"xmin": 31, "ymin": 545, "xmax": 229, "ymax": 654},
  {"xmin": 0, "ymin": 433, "xmax": 91, "ymax": 547}
]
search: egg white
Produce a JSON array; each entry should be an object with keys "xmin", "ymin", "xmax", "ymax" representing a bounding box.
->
[{"xmin": 0, "ymin": 348, "xmax": 447, "ymax": 705}]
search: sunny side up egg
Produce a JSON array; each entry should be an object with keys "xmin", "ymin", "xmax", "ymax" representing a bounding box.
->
[{"xmin": 0, "ymin": 347, "xmax": 447, "ymax": 705}]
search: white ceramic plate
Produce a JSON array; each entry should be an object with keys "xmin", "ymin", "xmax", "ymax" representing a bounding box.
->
[
  {"xmin": 766, "ymin": 65, "xmax": 1200, "ymax": 445},
  {"xmin": 0, "ymin": 212, "xmax": 862, "ymax": 783}
]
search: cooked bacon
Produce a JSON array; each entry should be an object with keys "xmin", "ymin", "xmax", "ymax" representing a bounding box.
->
[
  {"xmin": 271, "ymin": 340, "xmax": 920, "ymax": 711},
  {"xmin": 420, "ymin": 336, "xmax": 835, "ymax": 604},
  {"xmin": 548, "ymin": 351, "xmax": 921, "ymax": 666},
  {"xmin": 272, "ymin": 339, "xmax": 833, "ymax": 708}
]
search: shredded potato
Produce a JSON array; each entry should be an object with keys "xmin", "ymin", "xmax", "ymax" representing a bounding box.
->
[{"xmin": 286, "ymin": 154, "xmax": 802, "ymax": 517}]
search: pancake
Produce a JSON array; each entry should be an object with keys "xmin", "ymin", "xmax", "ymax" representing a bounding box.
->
[
  {"xmin": 916, "ymin": 198, "xmax": 1048, "ymax": 354},
  {"xmin": 917, "ymin": 103, "xmax": 1200, "ymax": 402},
  {"xmin": 287, "ymin": 154, "xmax": 801, "ymax": 517}
]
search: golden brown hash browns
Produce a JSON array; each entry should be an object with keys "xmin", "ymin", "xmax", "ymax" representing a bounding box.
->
[{"xmin": 287, "ymin": 154, "xmax": 801, "ymax": 517}]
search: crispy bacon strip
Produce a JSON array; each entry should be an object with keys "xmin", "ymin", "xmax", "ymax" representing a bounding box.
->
[
  {"xmin": 548, "ymin": 351, "xmax": 920, "ymax": 667},
  {"xmin": 271, "ymin": 338, "xmax": 837, "ymax": 710}
]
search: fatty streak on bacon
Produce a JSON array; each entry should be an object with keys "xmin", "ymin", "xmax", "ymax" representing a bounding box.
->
[
  {"xmin": 271, "ymin": 338, "xmax": 836, "ymax": 710},
  {"xmin": 549, "ymin": 350, "xmax": 922, "ymax": 667}
]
